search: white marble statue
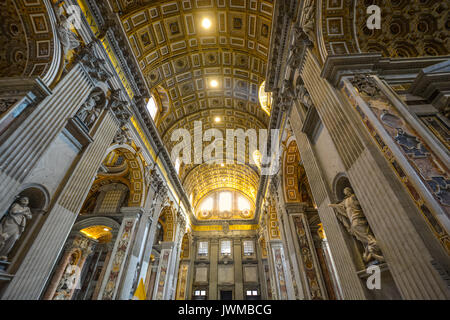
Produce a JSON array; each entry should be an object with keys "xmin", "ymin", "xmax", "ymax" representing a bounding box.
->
[
  {"xmin": 0, "ymin": 197, "xmax": 33, "ymax": 261},
  {"xmin": 76, "ymin": 90, "xmax": 104, "ymax": 129},
  {"xmin": 56, "ymin": 9, "xmax": 80, "ymax": 54},
  {"xmin": 329, "ymin": 187, "xmax": 384, "ymax": 264}
]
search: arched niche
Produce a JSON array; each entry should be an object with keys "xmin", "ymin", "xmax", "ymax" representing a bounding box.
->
[
  {"xmin": 80, "ymin": 145, "xmax": 146, "ymax": 214},
  {"xmin": 16, "ymin": 183, "xmax": 50, "ymax": 214},
  {"xmin": 283, "ymin": 139, "xmax": 314, "ymax": 207},
  {"xmin": 0, "ymin": 183, "xmax": 50, "ymax": 274},
  {"xmin": 159, "ymin": 205, "xmax": 176, "ymax": 242},
  {"xmin": 332, "ymin": 173, "xmax": 352, "ymax": 202}
]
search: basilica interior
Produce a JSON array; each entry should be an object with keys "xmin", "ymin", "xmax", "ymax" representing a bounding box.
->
[{"xmin": 0, "ymin": 0, "xmax": 449, "ymax": 300}]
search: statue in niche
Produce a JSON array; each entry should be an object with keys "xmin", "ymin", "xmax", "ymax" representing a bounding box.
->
[
  {"xmin": 329, "ymin": 187, "xmax": 384, "ymax": 265},
  {"xmin": 0, "ymin": 196, "xmax": 33, "ymax": 261},
  {"xmin": 76, "ymin": 90, "xmax": 104, "ymax": 129}
]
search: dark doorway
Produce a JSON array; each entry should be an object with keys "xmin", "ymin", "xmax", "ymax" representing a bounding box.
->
[{"xmin": 220, "ymin": 290, "xmax": 233, "ymax": 300}]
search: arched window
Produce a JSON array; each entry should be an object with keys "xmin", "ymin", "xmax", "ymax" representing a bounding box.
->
[
  {"xmin": 196, "ymin": 190, "xmax": 254, "ymax": 219},
  {"xmin": 146, "ymin": 95, "xmax": 158, "ymax": 120},
  {"xmin": 237, "ymin": 195, "xmax": 251, "ymax": 211},
  {"xmin": 200, "ymin": 196, "xmax": 213, "ymax": 212}
]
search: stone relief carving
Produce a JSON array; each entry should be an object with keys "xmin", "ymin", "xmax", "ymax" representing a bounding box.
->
[
  {"xmin": 75, "ymin": 89, "xmax": 106, "ymax": 130},
  {"xmin": 350, "ymin": 75, "xmax": 381, "ymax": 98},
  {"xmin": 329, "ymin": 187, "xmax": 384, "ymax": 265},
  {"xmin": 287, "ymin": 25, "xmax": 311, "ymax": 70},
  {"xmin": 0, "ymin": 196, "xmax": 33, "ymax": 261},
  {"xmin": 295, "ymin": 79, "xmax": 313, "ymax": 110},
  {"xmin": 76, "ymin": 42, "xmax": 113, "ymax": 83},
  {"xmin": 113, "ymin": 127, "xmax": 131, "ymax": 145},
  {"xmin": 0, "ymin": 98, "xmax": 18, "ymax": 115},
  {"xmin": 301, "ymin": 0, "xmax": 315, "ymax": 42},
  {"xmin": 108, "ymin": 89, "xmax": 132, "ymax": 127}
]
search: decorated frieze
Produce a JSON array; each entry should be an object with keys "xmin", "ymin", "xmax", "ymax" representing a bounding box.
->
[{"xmin": 343, "ymin": 75, "xmax": 450, "ymax": 254}]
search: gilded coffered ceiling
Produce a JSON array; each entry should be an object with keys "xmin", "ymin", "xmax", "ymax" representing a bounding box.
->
[{"xmin": 116, "ymin": 0, "xmax": 274, "ymax": 219}]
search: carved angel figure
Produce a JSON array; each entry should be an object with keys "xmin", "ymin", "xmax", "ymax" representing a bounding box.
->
[{"xmin": 329, "ymin": 187, "xmax": 384, "ymax": 264}]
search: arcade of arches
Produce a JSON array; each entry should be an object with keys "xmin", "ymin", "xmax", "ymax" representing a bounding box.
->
[{"xmin": 0, "ymin": 0, "xmax": 449, "ymax": 300}]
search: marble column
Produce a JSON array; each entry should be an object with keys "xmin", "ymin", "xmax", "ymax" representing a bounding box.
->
[
  {"xmin": 268, "ymin": 240, "xmax": 292, "ymax": 300},
  {"xmin": 290, "ymin": 104, "xmax": 367, "ymax": 300},
  {"xmin": 139, "ymin": 193, "xmax": 165, "ymax": 289},
  {"xmin": 117, "ymin": 207, "xmax": 145, "ymax": 300},
  {"xmin": 287, "ymin": 206, "xmax": 328, "ymax": 300},
  {"xmin": 278, "ymin": 205, "xmax": 305, "ymax": 300},
  {"xmin": 208, "ymin": 238, "xmax": 219, "ymax": 300},
  {"xmin": 2, "ymin": 110, "xmax": 120, "ymax": 300},
  {"xmin": 43, "ymin": 234, "xmax": 95, "ymax": 300},
  {"xmin": 97, "ymin": 209, "xmax": 140, "ymax": 300},
  {"xmin": 233, "ymin": 239, "xmax": 244, "ymax": 300},
  {"xmin": 152, "ymin": 241, "xmax": 175, "ymax": 300}
]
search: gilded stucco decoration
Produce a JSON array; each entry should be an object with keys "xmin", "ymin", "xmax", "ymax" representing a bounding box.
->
[
  {"xmin": 284, "ymin": 140, "xmax": 313, "ymax": 206},
  {"xmin": 318, "ymin": 0, "xmax": 449, "ymax": 61},
  {"xmin": 0, "ymin": 0, "xmax": 56, "ymax": 78},
  {"xmin": 116, "ymin": 0, "xmax": 274, "ymax": 219},
  {"xmin": 81, "ymin": 147, "xmax": 145, "ymax": 213}
]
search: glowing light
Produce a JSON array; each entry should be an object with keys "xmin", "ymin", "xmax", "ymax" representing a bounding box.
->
[
  {"xmin": 219, "ymin": 192, "xmax": 232, "ymax": 212},
  {"xmin": 201, "ymin": 18, "xmax": 212, "ymax": 29},
  {"xmin": 214, "ymin": 116, "xmax": 221, "ymax": 123},
  {"xmin": 146, "ymin": 95, "xmax": 158, "ymax": 119},
  {"xmin": 258, "ymin": 81, "xmax": 272, "ymax": 116},
  {"xmin": 200, "ymin": 196, "xmax": 213, "ymax": 211},
  {"xmin": 237, "ymin": 195, "xmax": 251, "ymax": 211},
  {"xmin": 210, "ymin": 79, "xmax": 219, "ymax": 88}
]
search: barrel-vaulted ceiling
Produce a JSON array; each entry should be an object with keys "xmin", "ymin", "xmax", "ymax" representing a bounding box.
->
[{"xmin": 116, "ymin": 0, "xmax": 274, "ymax": 219}]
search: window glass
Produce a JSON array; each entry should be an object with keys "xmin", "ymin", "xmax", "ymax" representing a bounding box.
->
[
  {"xmin": 237, "ymin": 195, "xmax": 251, "ymax": 211},
  {"xmin": 219, "ymin": 192, "xmax": 232, "ymax": 212},
  {"xmin": 200, "ymin": 196, "xmax": 213, "ymax": 211},
  {"xmin": 198, "ymin": 241, "xmax": 208, "ymax": 256},
  {"xmin": 243, "ymin": 240, "xmax": 254, "ymax": 256},
  {"xmin": 146, "ymin": 96, "xmax": 158, "ymax": 119},
  {"xmin": 221, "ymin": 240, "xmax": 231, "ymax": 255}
]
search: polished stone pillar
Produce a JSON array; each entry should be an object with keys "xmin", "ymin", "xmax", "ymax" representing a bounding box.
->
[
  {"xmin": 314, "ymin": 53, "xmax": 450, "ymax": 299},
  {"xmin": 278, "ymin": 205, "xmax": 305, "ymax": 300},
  {"xmin": 2, "ymin": 110, "xmax": 119, "ymax": 300},
  {"xmin": 290, "ymin": 105, "xmax": 367, "ymax": 299},
  {"xmin": 208, "ymin": 238, "xmax": 219, "ymax": 300},
  {"xmin": 152, "ymin": 241, "xmax": 175, "ymax": 300},
  {"xmin": 286, "ymin": 205, "xmax": 328, "ymax": 300},
  {"xmin": 116, "ymin": 207, "xmax": 145, "ymax": 300},
  {"xmin": 233, "ymin": 239, "xmax": 244, "ymax": 300},
  {"xmin": 268, "ymin": 240, "xmax": 293, "ymax": 300},
  {"xmin": 97, "ymin": 209, "xmax": 140, "ymax": 300}
]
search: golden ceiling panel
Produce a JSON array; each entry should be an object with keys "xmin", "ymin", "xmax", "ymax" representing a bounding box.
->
[
  {"xmin": 118, "ymin": 0, "xmax": 274, "ymax": 220},
  {"xmin": 0, "ymin": 0, "xmax": 55, "ymax": 78},
  {"xmin": 355, "ymin": 0, "xmax": 449, "ymax": 58},
  {"xmin": 184, "ymin": 163, "xmax": 259, "ymax": 208},
  {"xmin": 80, "ymin": 225, "xmax": 112, "ymax": 243}
]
